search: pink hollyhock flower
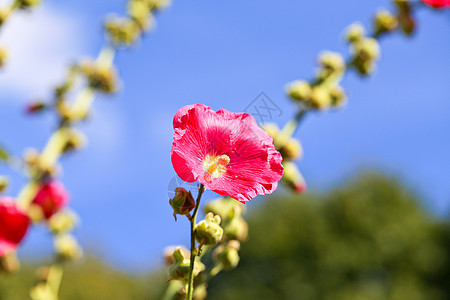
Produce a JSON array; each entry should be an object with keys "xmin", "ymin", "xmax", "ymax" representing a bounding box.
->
[
  {"xmin": 422, "ymin": 0, "xmax": 450, "ymax": 8},
  {"xmin": 32, "ymin": 181, "xmax": 69, "ymax": 220},
  {"xmin": 0, "ymin": 198, "xmax": 30, "ymax": 257},
  {"xmin": 171, "ymin": 104, "xmax": 284, "ymax": 203}
]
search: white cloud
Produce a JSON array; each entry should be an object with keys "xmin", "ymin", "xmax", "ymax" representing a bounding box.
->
[{"xmin": 0, "ymin": 4, "xmax": 87, "ymax": 100}]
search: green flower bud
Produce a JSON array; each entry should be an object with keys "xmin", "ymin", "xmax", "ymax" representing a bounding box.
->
[
  {"xmin": 286, "ymin": 80, "xmax": 312, "ymax": 102},
  {"xmin": 0, "ymin": 176, "xmax": 8, "ymax": 193},
  {"xmin": 17, "ymin": 0, "xmax": 41, "ymax": 9},
  {"xmin": 128, "ymin": 0, "xmax": 155, "ymax": 30},
  {"xmin": 261, "ymin": 123, "xmax": 280, "ymax": 140},
  {"xmin": 223, "ymin": 209, "xmax": 248, "ymax": 242},
  {"xmin": 0, "ymin": 10, "xmax": 10, "ymax": 26},
  {"xmin": 169, "ymin": 187, "xmax": 196, "ymax": 221},
  {"xmin": 163, "ymin": 245, "xmax": 189, "ymax": 265},
  {"xmin": 28, "ymin": 204, "xmax": 45, "ymax": 223},
  {"xmin": 63, "ymin": 129, "xmax": 87, "ymax": 153},
  {"xmin": 146, "ymin": 0, "xmax": 171, "ymax": 11},
  {"xmin": 278, "ymin": 137, "xmax": 303, "ymax": 161},
  {"xmin": 54, "ymin": 234, "xmax": 82, "ymax": 262},
  {"xmin": 355, "ymin": 38, "xmax": 381, "ymax": 61},
  {"xmin": 0, "ymin": 48, "xmax": 7, "ymax": 68},
  {"xmin": 48, "ymin": 210, "xmax": 78, "ymax": 234},
  {"xmin": 282, "ymin": 161, "xmax": 307, "ymax": 193},
  {"xmin": 374, "ymin": 9, "xmax": 398, "ymax": 36},
  {"xmin": 0, "ymin": 252, "xmax": 20, "ymax": 273},
  {"xmin": 318, "ymin": 51, "xmax": 346, "ymax": 75},
  {"xmin": 213, "ymin": 241, "xmax": 240, "ymax": 270},
  {"xmin": 195, "ymin": 212, "xmax": 223, "ymax": 245},
  {"xmin": 329, "ymin": 85, "xmax": 347, "ymax": 107},
  {"xmin": 310, "ymin": 86, "xmax": 332, "ymax": 110},
  {"xmin": 80, "ymin": 60, "xmax": 118, "ymax": 93},
  {"xmin": 168, "ymin": 247, "xmax": 205, "ymax": 280},
  {"xmin": 204, "ymin": 197, "xmax": 245, "ymax": 221},
  {"xmin": 345, "ymin": 23, "xmax": 365, "ymax": 43},
  {"xmin": 30, "ymin": 283, "xmax": 55, "ymax": 300},
  {"xmin": 105, "ymin": 17, "xmax": 141, "ymax": 46},
  {"xmin": 193, "ymin": 283, "xmax": 207, "ymax": 300}
]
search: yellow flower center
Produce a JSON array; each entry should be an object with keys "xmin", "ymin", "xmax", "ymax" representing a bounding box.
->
[{"xmin": 203, "ymin": 154, "xmax": 230, "ymax": 183}]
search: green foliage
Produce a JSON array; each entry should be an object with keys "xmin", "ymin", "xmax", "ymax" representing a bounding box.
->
[
  {"xmin": 1, "ymin": 173, "xmax": 449, "ymax": 299},
  {"xmin": 208, "ymin": 173, "xmax": 450, "ymax": 300}
]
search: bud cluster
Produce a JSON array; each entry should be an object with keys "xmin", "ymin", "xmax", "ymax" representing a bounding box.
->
[
  {"xmin": 105, "ymin": 0, "xmax": 171, "ymax": 47},
  {"xmin": 286, "ymin": 51, "xmax": 347, "ymax": 111},
  {"xmin": 262, "ymin": 123, "xmax": 307, "ymax": 194},
  {"xmin": 346, "ymin": 24, "xmax": 381, "ymax": 76}
]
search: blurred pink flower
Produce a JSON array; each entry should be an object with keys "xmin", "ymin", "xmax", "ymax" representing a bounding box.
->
[
  {"xmin": 0, "ymin": 198, "xmax": 30, "ymax": 257},
  {"xmin": 422, "ymin": 0, "xmax": 450, "ymax": 8},
  {"xmin": 171, "ymin": 104, "xmax": 283, "ymax": 203},
  {"xmin": 32, "ymin": 181, "xmax": 69, "ymax": 219}
]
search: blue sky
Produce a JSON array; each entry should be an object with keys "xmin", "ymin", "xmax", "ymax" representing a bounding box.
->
[{"xmin": 0, "ymin": 0, "xmax": 449, "ymax": 270}]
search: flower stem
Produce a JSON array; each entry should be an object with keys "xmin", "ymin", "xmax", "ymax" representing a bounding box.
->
[{"xmin": 186, "ymin": 184, "xmax": 205, "ymax": 300}]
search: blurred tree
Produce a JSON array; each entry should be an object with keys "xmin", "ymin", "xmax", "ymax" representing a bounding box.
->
[
  {"xmin": 207, "ymin": 173, "xmax": 450, "ymax": 300},
  {"xmin": 1, "ymin": 173, "xmax": 449, "ymax": 300}
]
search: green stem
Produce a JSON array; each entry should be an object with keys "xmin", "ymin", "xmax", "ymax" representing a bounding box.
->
[
  {"xmin": 186, "ymin": 184, "xmax": 205, "ymax": 300},
  {"xmin": 280, "ymin": 107, "xmax": 309, "ymax": 139},
  {"xmin": 47, "ymin": 264, "xmax": 63, "ymax": 297}
]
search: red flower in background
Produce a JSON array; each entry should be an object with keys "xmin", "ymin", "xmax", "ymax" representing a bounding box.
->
[
  {"xmin": 0, "ymin": 198, "xmax": 30, "ymax": 257},
  {"xmin": 422, "ymin": 0, "xmax": 450, "ymax": 8},
  {"xmin": 32, "ymin": 181, "xmax": 69, "ymax": 219},
  {"xmin": 171, "ymin": 104, "xmax": 283, "ymax": 203}
]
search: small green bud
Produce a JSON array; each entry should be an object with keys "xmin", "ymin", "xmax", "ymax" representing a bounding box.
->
[
  {"xmin": 105, "ymin": 17, "xmax": 141, "ymax": 46},
  {"xmin": 355, "ymin": 37, "xmax": 380, "ymax": 61},
  {"xmin": 261, "ymin": 123, "xmax": 279, "ymax": 140},
  {"xmin": 0, "ymin": 252, "xmax": 20, "ymax": 273},
  {"xmin": 195, "ymin": 212, "xmax": 223, "ymax": 245},
  {"xmin": 30, "ymin": 283, "xmax": 55, "ymax": 300},
  {"xmin": 310, "ymin": 86, "xmax": 332, "ymax": 110},
  {"xmin": 163, "ymin": 245, "xmax": 189, "ymax": 265},
  {"xmin": 48, "ymin": 210, "xmax": 78, "ymax": 234},
  {"xmin": 0, "ymin": 176, "xmax": 8, "ymax": 193},
  {"xmin": 0, "ymin": 48, "xmax": 7, "ymax": 68},
  {"xmin": 204, "ymin": 197, "xmax": 245, "ymax": 221},
  {"xmin": 223, "ymin": 209, "xmax": 248, "ymax": 242},
  {"xmin": 329, "ymin": 85, "xmax": 347, "ymax": 107},
  {"xmin": 146, "ymin": 0, "xmax": 171, "ymax": 11},
  {"xmin": 168, "ymin": 247, "xmax": 204, "ymax": 280},
  {"xmin": 63, "ymin": 129, "xmax": 87, "ymax": 153},
  {"xmin": 278, "ymin": 137, "xmax": 303, "ymax": 161},
  {"xmin": 318, "ymin": 51, "xmax": 346, "ymax": 75},
  {"xmin": 345, "ymin": 23, "xmax": 365, "ymax": 43},
  {"xmin": 128, "ymin": 0, "xmax": 155, "ymax": 30},
  {"xmin": 286, "ymin": 80, "xmax": 312, "ymax": 102},
  {"xmin": 17, "ymin": 0, "xmax": 41, "ymax": 9},
  {"xmin": 54, "ymin": 234, "xmax": 82, "ymax": 262},
  {"xmin": 282, "ymin": 161, "xmax": 307, "ymax": 193},
  {"xmin": 213, "ymin": 241, "xmax": 240, "ymax": 270},
  {"xmin": 169, "ymin": 187, "xmax": 196, "ymax": 221},
  {"xmin": 80, "ymin": 60, "xmax": 118, "ymax": 93},
  {"xmin": 193, "ymin": 284, "xmax": 208, "ymax": 300},
  {"xmin": 28, "ymin": 204, "xmax": 45, "ymax": 223},
  {"xmin": 374, "ymin": 9, "xmax": 398, "ymax": 36}
]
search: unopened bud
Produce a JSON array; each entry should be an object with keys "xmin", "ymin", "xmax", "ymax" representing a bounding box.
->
[
  {"xmin": 147, "ymin": 0, "xmax": 171, "ymax": 11},
  {"xmin": 223, "ymin": 210, "xmax": 248, "ymax": 242},
  {"xmin": 282, "ymin": 161, "xmax": 307, "ymax": 193},
  {"xmin": 286, "ymin": 80, "xmax": 312, "ymax": 102},
  {"xmin": 318, "ymin": 51, "xmax": 346, "ymax": 75},
  {"xmin": 310, "ymin": 86, "xmax": 332, "ymax": 110},
  {"xmin": 30, "ymin": 283, "xmax": 55, "ymax": 300},
  {"xmin": 261, "ymin": 123, "xmax": 279, "ymax": 140},
  {"xmin": 48, "ymin": 210, "xmax": 78, "ymax": 234},
  {"xmin": 16, "ymin": 0, "xmax": 41, "ymax": 9},
  {"xmin": 213, "ymin": 241, "xmax": 240, "ymax": 270},
  {"xmin": 63, "ymin": 129, "xmax": 87, "ymax": 153},
  {"xmin": 374, "ymin": 10, "xmax": 398, "ymax": 36},
  {"xmin": 345, "ymin": 23, "xmax": 365, "ymax": 43},
  {"xmin": 27, "ymin": 203, "xmax": 45, "ymax": 223},
  {"xmin": 25, "ymin": 101, "xmax": 47, "ymax": 114},
  {"xmin": 168, "ymin": 247, "xmax": 204, "ymax": 280},
  {"xmin": 80, "ymin": 60, "xmax": 118, "ymax": 93},
  {"xmin": 204, "ymin": 197, "xmax": 245, "ymax": 221},
  {"xmin": 193, "ymin": 283, "xmax": 207, "ymax": 300},
  {"xmin": 195, "ymin": 212, "xmax": 223, "ymax": 245},
  {"xmin": 278, "ymin": 137, "xmax": 303, "ymax": 161},
  {"xmin": 169, "ymin": 187, "xmax": 195, "ymax": 221},
  {"xmin": 54, "ymin": 234, "xmax": 82, "ymax": 261},
  {"xmin": 329, "ymin": 85, "xmax": 347, "ymax": 107},
  {"xmin": 0, "ymin": 252, "xmax": 20, "ymax": 273},
  {"xmin": 355, "ymin": 38, "xmax": 380, "ymax": 61},
  {"xmin": 163, "ymin": 245, "xmax": 189, "ymax": 265},
  {"xmin": 0, "ymin": 47, "xmax": 7, "ymax": 67},
  {"xmin": 0, "ymin": 176, "xmax": 8, "ymax": 193},
  {"xmin": 128, "ymin": 0, "xmax": 155, "ymax": 30},
  {"xmin": 105, "ymin": 17, "xmax": 141, "ymax": 46}
]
